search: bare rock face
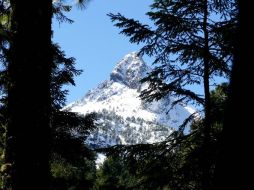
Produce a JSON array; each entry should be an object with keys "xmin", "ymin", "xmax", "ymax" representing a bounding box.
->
[{"xmin": 110, "ymin": 52, "xmax": 150, "ymax": 89}]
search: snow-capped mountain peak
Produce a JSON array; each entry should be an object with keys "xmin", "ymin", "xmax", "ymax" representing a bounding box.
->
[
  {"xmin": 110, "ymin": 52, "xmax": 150, "ymax": 89},
  {"xmin": 67, "ymin": 53, "xmax": 195, "ymax": 148}
]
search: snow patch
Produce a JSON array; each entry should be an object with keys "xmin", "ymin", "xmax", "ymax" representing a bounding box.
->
[
  {"xmin": 95, "ymin": 153, "xmax": 106, "ymax": 168},
  {"xmin": 66, "ymin": 52, "xmax": 195, "ymax": 148}
]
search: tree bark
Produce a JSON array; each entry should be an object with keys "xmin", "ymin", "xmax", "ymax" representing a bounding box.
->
[{"xmin": 4, "ymin": 0, "xmax": 52, "ymax": 189}]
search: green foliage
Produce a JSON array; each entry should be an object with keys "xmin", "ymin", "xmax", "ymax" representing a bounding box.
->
[
  {"xmin": 107, "ymin": 2, "xmax": 235, "ymax": 188},
  {"xmin": 48, "ymin": 110, "xmax": 97, "ymax": 190},
  {"xmin": 210, "ymin": 83, "xmax": 228, "ymax": 124},
  {"xmin": 51, "ymin": 153, "xmax": 96, "ymax": 190},
  {"xmin": 93, "ymin": 156, "xmax": 137, "ymax": 190},
  {"xmin": 51, "ymin": 111, "xmax": 96, "ymax": 164},
  {"xmin": 51, "ymin": 44, "xmax": 82, "ymax": 109},
  {"xmin": 0, "ymin": 2, "xmax": 96, "ymax": 189}
]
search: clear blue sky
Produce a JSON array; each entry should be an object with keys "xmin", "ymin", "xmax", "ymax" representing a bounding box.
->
[{"xmin": 53, "ymin": 0, "xmax": 153, "ymax": 104}]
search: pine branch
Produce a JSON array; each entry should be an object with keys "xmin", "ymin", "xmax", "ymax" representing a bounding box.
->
[{"xmin": 108, "ymin": 13, "xmax": 154, "ymax": 44}]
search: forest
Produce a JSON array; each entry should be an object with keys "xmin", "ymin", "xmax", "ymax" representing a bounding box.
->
[{"xmin": 0, "ymin": 0, "xmax": 250, "ymax": 190}]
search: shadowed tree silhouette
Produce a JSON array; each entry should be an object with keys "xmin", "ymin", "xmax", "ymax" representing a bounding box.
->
[
  {"xmin": 108, "ymin": 1, "xmax": 236, "ymax": 189},
  {"xmin": 214, "ymin": 1, "xmax": 252, "ymax": 189},
  {"xmin": 0, "ymin": 0, "xmax": 93, "ymax": 189},
  {"xmin": 4, "ymin": 0, "xmax": 53, "ymax": 189}
]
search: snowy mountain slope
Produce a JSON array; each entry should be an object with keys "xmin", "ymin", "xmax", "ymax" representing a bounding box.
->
[{"xmin": 66, "ymin": 52, "xmax": 195, "ymax": 148}]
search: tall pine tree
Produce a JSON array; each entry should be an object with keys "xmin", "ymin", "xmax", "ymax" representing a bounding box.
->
[
  {"xmin": 1, "ymin": 0, "xmax": 92, "ymax": 189},
  {"xmin": 108, "ymin": 0, "xmax": 236, "ymax": 135},
  {"xmin": 108, "ymin": 0, "xmax": 237, "ymax": 189}
]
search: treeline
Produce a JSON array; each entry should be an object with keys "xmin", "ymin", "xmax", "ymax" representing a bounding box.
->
[{"xmin": 88, "ymin": 109, "xmax": 172, "ymax": 148}]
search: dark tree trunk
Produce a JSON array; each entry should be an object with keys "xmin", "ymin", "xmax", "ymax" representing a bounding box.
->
[
  {"xmin": 4, "ymin": 0, "xmax": 52, "ymax": 189},
  {"xmin": 202, "ymin": 0, "xmax": 212, "ymax": 189},
  {"xmin": 203, "ymin": 0, "xmax": 211, "ymax": 143},
  {"xmin": 214, "ymin": 1, "xmax": 252, "ymax": 189}
]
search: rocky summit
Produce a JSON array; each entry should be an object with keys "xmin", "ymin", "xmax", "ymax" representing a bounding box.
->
[{"xmin": 66, "ymin": 52, "xmax": 195, "ymax": 148}]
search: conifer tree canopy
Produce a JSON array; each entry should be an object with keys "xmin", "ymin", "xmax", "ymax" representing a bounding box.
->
[{"xmin": 107, "ymin": 1, "xmax": 237, "ymax": 189}]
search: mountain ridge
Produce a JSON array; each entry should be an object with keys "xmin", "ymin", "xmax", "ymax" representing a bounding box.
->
[{"xmin": 66, "ymin": 52, "xmax": 195, "ymax": 148}]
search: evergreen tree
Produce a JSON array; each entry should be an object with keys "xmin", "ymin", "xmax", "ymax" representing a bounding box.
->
[
  {"xmin": 108, "ymin": 0, "xmax": 236, "ymax": 135},
  {"xmin": 0, "ymin": 0, "xmax": 93, "ymax": 189},
  {"xmin": 93, "ymin": 156, "xmax": 136, "ymax": 190},
  {"xmin": 51, "ymin": 111, "xmax": 97, "ymax": 190},
  {"xmin": 108, "ymin": 1, "xmax": 236, "ymax": 189},
  {"xmin": 49, "ymin": 44, "xmax": 97, "ymax": 190}
]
